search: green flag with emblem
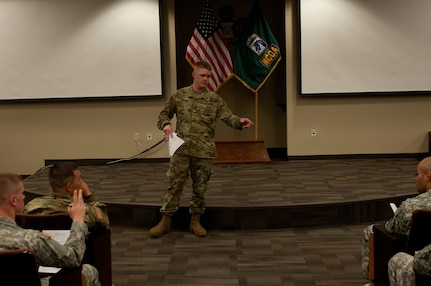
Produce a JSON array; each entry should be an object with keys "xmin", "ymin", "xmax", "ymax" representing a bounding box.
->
[{"xmin": 233, "ymin": 0, "xmax": 281, "ymax": 92}]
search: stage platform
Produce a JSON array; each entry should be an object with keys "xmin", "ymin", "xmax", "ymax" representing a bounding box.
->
[{"xmin": 22, "ymin": 157, "xmax": 419, "ymax": 230}]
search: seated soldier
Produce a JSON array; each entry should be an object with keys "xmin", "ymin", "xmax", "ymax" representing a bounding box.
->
[
  {"xmin": 361, "ymin": 156, "xmax": 431, "ymax": 285},
  {"xmin": 24, "ymin": 162, "xmax": 109, "ymax": 232},
  {"xmin": 0, "ymin": 173, "xmax": 101, "ymax": 286}
]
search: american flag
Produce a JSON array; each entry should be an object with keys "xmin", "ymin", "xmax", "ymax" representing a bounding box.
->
[{"xmin": 185, "ymin": 0, "xmax": 233, "ymax": 92}]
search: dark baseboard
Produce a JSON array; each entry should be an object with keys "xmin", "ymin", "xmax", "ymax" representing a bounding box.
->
[
  {"xmin": 43, "ymin": 152, "xmax": 427, "ymax": 167},
  {"xmin": 287, "ymin": 153, "xmax": 428, "ymax": 161},
  {"xmin": 44, "ymin": 157, "xmax": 170, "ymax": 166},
  {"xmin": 267, "ymin": 148, "xmax": 288, "ymax": 160}
]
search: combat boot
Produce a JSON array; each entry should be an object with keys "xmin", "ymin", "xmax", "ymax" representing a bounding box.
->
[
  {"xmin": 189, "ymin": 213, "xmax": 207, "ymax": 237},
  {"xmin": 149, "ymin": 214, "xmax": 171, "ymax": 237}
]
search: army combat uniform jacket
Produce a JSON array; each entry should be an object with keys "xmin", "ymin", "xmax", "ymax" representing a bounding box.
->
[
  {"xmin": 0, "ymin": 216, "xmax": 87, "ymax": 267},
  {"xmin": 385, "ymin": 190, "xmax": 431, "ymax": 234},
  {"xmin": 158, "ymin": 86, "xmax": 243, "ymax": 159},
  {"xmin": 23, "ymin": 192, "xmax": 110, "ymax": 232}
]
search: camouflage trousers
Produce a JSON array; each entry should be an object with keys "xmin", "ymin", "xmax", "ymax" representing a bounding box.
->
[
  {"xmin": 388, "ymin": 252, "xmax": 415, "ymax": 286},
  {"xmin": 160, "ymin": 153, "xmax": 212, "ymax": 215},
  {"xmin": 361, "ymin": 224, "xmax": 374, "ymax": 280},
  {"xmin": 40, "ymin": 264, "xmax": 101, "ymax": 286}
]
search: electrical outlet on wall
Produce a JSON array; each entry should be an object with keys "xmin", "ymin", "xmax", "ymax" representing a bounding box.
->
[{"xmin": 311, "ymin": 129, "xmax": 317, "ymax": 138}]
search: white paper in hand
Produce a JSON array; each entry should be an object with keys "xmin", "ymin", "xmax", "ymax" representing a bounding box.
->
[
  {"xmin": 168, "ymin": 132, "xmax": 184, "ymax": 156},
  {"xmin": 39, "ymin": 230, "xmax": 70, "ymax": 274},
  {"xmin": 389, "ymin": 203, "xmax": 397, "ymax": 213}
]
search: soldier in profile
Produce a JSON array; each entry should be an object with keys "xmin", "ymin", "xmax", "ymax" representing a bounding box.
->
[{"xmin": 24, "ymin": 161, "xmax": 110, "ymax": 232}]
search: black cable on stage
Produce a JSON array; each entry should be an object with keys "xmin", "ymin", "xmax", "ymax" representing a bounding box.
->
[{"xmin": 107, "ymin": 138, "xmax": 165, "ymax": 165}]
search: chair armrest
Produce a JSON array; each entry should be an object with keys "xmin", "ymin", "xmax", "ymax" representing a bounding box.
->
[
  {"xmin": 48, "ymin": 266, "xmax": 83, "ymax": 286},
  {"xmin": 372, "ymin": 224, "xmax": 407, "ymax": 286}
]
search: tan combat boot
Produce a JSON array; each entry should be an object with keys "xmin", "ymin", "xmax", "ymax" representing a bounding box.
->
[
  {"xmin": 149, "ymin": 214, "xmax": 171, "ymax": 237},
  {"xmin": 189, "ymin": 214, "xmax": 207, "ymax": 237}
]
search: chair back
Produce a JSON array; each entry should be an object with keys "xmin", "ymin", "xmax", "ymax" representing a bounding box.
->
[
  {"xmin": 372, "ymin": 209, "xmax": 431, "ymax": 286},
  {"xmin": 16, "ymin": 213, "xmax": 72, "ymax": 230},
  {"xmin": 85, "ymin": 228, "xmax": 113, "ymax": 286},
  {"xmin": 406, "ymin": 209, "xmax": 431, "ymax": 254},
  {"xmin": 0, "ymin": 248, "xmax": 41, "ymax": 286}
]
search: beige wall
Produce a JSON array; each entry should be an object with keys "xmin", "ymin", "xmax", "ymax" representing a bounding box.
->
[
  {"xmin": 1, "ymin": 0, "xmax": 430, "ymax": 175},
  {"xmin": 285, "ymin": 1, "xmax": 431, "ymax": 156}
]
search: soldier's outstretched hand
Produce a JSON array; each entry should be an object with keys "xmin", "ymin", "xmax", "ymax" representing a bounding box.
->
[{"xmin": 240, "ymin": 118, "xmax": 254, "ymax": 129}]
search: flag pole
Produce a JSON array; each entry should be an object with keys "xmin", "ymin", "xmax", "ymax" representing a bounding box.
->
[{"xmin": 255, "ymin": 90, "xmax": 259, "ymax": 140}]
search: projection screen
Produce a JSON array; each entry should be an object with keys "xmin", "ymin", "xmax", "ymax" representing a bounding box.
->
[
  {"xmin": 0, "ymin": 0, "xmax": 162, "ymax": 100},
  {"xmin": 299, "ymin": 0, "xmax": 431, "ymax": 96}
]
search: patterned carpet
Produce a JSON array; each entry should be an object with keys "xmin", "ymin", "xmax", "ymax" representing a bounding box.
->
[
  {"xmin": 109, "ymin": 223, "xmax": 377, "ymax": 286},
  {"xmin": 21, "ymin": 156, "xmax": 424, "ymax": 285}
]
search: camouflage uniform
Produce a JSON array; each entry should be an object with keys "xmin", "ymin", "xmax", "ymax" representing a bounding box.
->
[
  {"xmin": 0, "ymin": 216, "xmax": 100, "ymax": 286},
  {"xmin": 388, "ymin": 252, "xmax": 415, "ymax": 286},
  {"xmin": 388, "ymin": 243, "xmax": 431, "ymax": 285},
  {"xmin": 157, "ymin": 86, "xmax": 242, "ymax": 215},
  {"xmin": 413, "ymin": 244, "xmax": 431, "ymax": 277},
  {"xmin": 24, "ymin": 191, "xmax": 110, "ymax": 232},
  {"xmin": 361, "ymin": 190, "xmax": 431, "ymax": 280}
]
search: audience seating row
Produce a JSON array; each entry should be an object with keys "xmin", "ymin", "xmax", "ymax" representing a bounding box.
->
[{"xmin": 0, "ymin": 213, "xmax": 112, "ymax": 286}]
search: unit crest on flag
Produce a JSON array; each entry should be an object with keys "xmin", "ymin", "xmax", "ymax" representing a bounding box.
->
[{"xmin": 247, "ymin": 33, "xmax": 267, "ymax": 56}]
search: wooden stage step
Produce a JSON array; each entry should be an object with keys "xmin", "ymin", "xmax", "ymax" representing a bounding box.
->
[{"xmin": 213, "ymin": 140, "xmax": 271, "ymax": 164}]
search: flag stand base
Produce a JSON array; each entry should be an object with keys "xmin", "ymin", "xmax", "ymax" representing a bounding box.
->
[{"xmin": 213, "ymin": 140, "xmax": 271, "ymax": 164}]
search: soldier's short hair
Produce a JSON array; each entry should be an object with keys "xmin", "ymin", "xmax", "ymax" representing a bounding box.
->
[
  {"xmin": 195, "ymin": 61, "xmax": 212, "ymax": 71},
  {"xmin": 420, "ymin": 156, "xmax": 431, "ymax": 172},
  {"xmin": 49, "ymin": 162, "xmax": 79, "ymax": 190},
  {"xmin": 0, "ymin": 173, "xmax": 22, "ymax": 204}
]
